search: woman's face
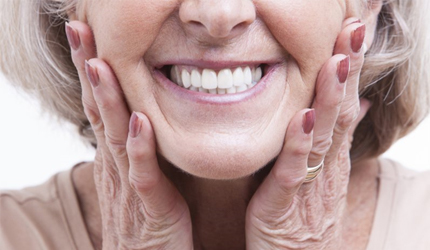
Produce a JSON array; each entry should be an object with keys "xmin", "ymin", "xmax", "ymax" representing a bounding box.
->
[{"xmin": 82, "ymin": 0, "xmax": 364, "ymax": 179}]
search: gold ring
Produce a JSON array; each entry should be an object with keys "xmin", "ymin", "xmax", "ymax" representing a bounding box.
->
[{"xmin": 304, "ymin": 161, "xmax": 324, "ymax": 183}]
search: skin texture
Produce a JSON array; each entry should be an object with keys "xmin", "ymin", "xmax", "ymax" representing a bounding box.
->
[
  {"xmin": 74, "ymin": 0, "xmax": 378, "ymax": 179},
  {"xmin": 67, "ymin": 0, "xmax": 383, "ymax": 249}
]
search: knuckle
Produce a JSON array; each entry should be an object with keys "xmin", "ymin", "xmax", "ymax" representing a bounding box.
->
[
  {"xmin": 315, "ymin": 95, "xmax": 343, "ymax": 109},
  {"xmin": 83, "ymin": 105, "xmax": 105, "ymax": 135},
  {"xmin": 311, "ymin": 134, "xmax": 333, "ymax": 159},
  {"xmin": 102, "ymin": 167, "xmax": 122, "ymax": 198},
  {"xmin": 105, "ymin": 133, "xmax": 128, "ymax": 159},
  {"xmin": 286, "ymin": 140, "xmax": 312, "ymax": 157},
  {"xmin": 96, "ymin": 95, "xmax": 115, "ymax": 113},
  {"xmin": 129, "ymin": 170, "xmax": 161, "ymax": 193},
  {"xmin": 337, "ymin": 103, "xmax": 360, "ymax": 131},
  {"xmin": 272, "ymin": 167, "xmax": 305, "ymax": 191},
  {"xmin": 127, "ymin": 142, "xmax": 148, "ymax": 162}
]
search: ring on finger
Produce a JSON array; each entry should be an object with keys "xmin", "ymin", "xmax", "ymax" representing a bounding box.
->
[{"xmin": 304, "ymin": 161, "xmax": 324, "ymax": 183}]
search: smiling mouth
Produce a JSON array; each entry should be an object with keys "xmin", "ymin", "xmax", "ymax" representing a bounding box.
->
[{"xmin": 160, "ymin": 64, "xmax": 267, "ymax": 94}]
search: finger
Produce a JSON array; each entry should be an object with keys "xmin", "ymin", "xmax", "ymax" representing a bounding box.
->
[
  {"xmin": 247, "ymin": 109, "xmax": 314, "ymax": 220},
  {"xmin": 85, "ymin": 59, "xmax": 131, "ymax": 164},
  {"xmin": 307, "ymin": 55, "xmax": 349, "ymax": 167},
  {"xmin": 66, "ymin": 22, "xmax": 123, "ymax": 197},
  {"xmin": 326, "ymin": 21, "xmax": 366, "ymax": 163},
  {"xmin": 65, "ymin": 21, "xmax": 103, "ymax": 139},
  {"xmin": 127, "ymin": 112, "xmax": 189, "ymax": 222},
  {"xmin": 347, "ymin": 98, "xmax": 372, "ymax": 148}
]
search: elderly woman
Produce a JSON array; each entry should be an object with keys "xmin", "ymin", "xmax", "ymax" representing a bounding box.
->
[{"xmin": 1, "ymin": 0, "xmax": 429, "ymax": 249}]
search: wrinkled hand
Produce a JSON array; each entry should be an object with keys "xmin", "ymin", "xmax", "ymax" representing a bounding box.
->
[
  {"xmin": 245, "ymin": 18, "xmax": 370, "ymax": 249},
  {"xmin": 66, "ymin": 21, "xmax": 193, "ymax": 250}
]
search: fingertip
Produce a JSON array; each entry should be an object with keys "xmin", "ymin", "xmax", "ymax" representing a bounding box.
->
[
  {"xmin": 134, "ymin": 112, "xmax": 154, "ymax": 140},
  {"xmin": 127, "ymin": 112, "xmax": 156, "ymax": 156},
  {"xmin": 284, "ymin": 109, "xmax": 314, "ymax": 156},
  {"xmin": 302, "ymin": 109, "xmax": 316, "ymax": 135},
  {"xmin": 129, "ymin": 112, "xmax": 142, "ymax": 138},
  {"xmin": 66, "ymin": 21, "xmax": 96, "ymax": 60},
  {"xmin": 65, "ymin": 22, "xmax": 80, "ymax": 51}
]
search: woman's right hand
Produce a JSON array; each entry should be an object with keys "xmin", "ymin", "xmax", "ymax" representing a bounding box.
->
[{"xmin": 66, "ymin": 21, "xmax": 193, "ymax": 250}]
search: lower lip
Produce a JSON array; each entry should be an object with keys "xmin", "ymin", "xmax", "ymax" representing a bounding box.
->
[{"xmin": 152, "ymin": 64, "xmax": 282, "ymax": 105}]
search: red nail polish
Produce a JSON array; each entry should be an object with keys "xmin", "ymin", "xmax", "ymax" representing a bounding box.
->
[
  {"xmin": 337, "ymin": 56, "xmax": 350, "ymax": 84},
  {"xmin": 85, "ymin": 60, "xmax": 99, "ymax": 87},
  {"xmin": 65, "ymin": 22, "xmax": 80, "ymax": 50},
  {"xmin": 303, "ymin": 109, "xmax": 316, "ymax": 134},
  {"xmin": 129, "ymin": 112, "xmax": 142, "ymax": 138},
  {"xmin": 351, "ymin": 24, "xmax": 366, "ymax": 53}
]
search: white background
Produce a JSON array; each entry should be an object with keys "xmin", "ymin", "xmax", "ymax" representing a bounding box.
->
[{"xmin": 1, "ymin": 73, "xmax": 429, "ymax": 190}]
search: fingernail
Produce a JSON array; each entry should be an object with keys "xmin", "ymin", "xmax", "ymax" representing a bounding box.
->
[
  {"xmin": 302, "ymin": 109, "xmax": 316, "ymax": 134},
  {"xmin": 337, "ymin": 56, "xmax": 350, "ymax": 84},
  {"xmin": 351, "ymin": 24, "xmax": 366, "ymax": 53},
  {"xmin": 85, "ymin": 60, "xmax": 99, "ymax": 87},
  {"xmin": 129, "ymin": 112, "xmax": 142, "ymax": 138},
  {"xmin": 65, "ymin": 22, "xmax": 80, "ymax": 50}
]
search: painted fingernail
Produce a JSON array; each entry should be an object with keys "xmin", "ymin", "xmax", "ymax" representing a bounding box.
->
[
  {"xmin": 351, "ymin": 24, "xmax": 366, "ymax": 53},
  {"xmin": 65, "ymin": 22, "xmax": 80, "ymax": 50},
  {"xmin": 337, "ymin": 56, "xmax": 350, "ymax": 84},
  {"xmin": 303, "ymin": 109, "xmax": 316, "ymax": 134},
  {"xmin": 129, "ymin": 112, "xmax": 142, "ymax": 138},
  {"xmin": 85, "ymin": 60, "xmax": 99, "ymax": 87}
]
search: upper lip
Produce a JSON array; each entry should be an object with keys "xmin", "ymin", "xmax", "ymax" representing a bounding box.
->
[{"xmin": 153, "ymin": 59, "xmax": 283, "ymax": 71}]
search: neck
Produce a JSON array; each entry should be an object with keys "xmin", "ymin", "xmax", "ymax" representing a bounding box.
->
[
  {"xmin": 158, "ymin": 156, "xmax": 271, "ymax": 249},
  {"xmin": 72, "ymin": 157, "xmax": 379, "ymax": 250}
]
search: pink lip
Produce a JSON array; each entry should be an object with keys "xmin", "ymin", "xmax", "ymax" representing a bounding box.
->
[
  {"xmin": 152, "ymin": 62, "xmax": 282, "ymax": 105},
  {"xmin": 154, "ymin": 60, "xmax": 274, "ymax": 71}
]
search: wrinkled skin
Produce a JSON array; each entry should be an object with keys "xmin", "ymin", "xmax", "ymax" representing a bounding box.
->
[{"xmin": 67, "ymin": 0, "xmax": 381, "ymax": 249}]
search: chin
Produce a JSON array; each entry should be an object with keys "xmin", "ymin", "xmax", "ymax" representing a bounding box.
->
[{"xmin": 158, "ymin": 134, "xmax": 284, "ymax": 180}]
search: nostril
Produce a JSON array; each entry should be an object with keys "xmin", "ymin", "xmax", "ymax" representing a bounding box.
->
[{"xmin": 179, "ymin": 0, "xmax": 256, "ymax": 39}]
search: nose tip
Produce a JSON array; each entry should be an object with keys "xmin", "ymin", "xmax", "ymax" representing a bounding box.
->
[{"xmin": 179, "ymin": 0, "xmax": 256, "ymax": 39}]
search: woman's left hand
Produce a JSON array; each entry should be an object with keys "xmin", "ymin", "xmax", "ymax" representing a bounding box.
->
[{"xmin": 246, "ymin": 18, "xmax": 370, "ymax": 249}]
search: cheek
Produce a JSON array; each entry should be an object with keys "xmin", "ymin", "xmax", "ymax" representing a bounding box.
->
[
  {"xmin": 256, "ymin": 0, "xmax": 344, "ymax": 82},
  {"xmin": 89, "ymin": 0, "xmax": 178, "ymax": 63}
]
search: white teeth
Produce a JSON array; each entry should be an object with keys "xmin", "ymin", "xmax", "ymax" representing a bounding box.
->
[
  {"xmin": 254, "ymin": 67, "xmax": 262, "ymax": 84},
  {"xmin": 170, "ymin": 67, "xmax": 183, "ymax": 86},
  {"xmin": 227, "ymin": 86, "xmax": 236, "ymax": 94},
  {"xmin": 217, "ymin": 69, "xmax": 233, "ymax": 89},
  {"xmin": 236, "ymin": 85, "xmax": 248, "ymax": 93},
  {"xmin": 233, "ymin": 68, "xmax": 244, "ymax": 87},
  {"xmin": 243, "ymin": 66, "xmax": 252, "ymax": 85},
  {"xmin": 170, "ymin": 67, "xmax": 178, "ymax": 84},
  {"xmin": 202, "ymin": 69, "xmax": 218, "ymax": 89},
  {"xmin": 169, "ymin": 65, "xmax": 263, "ymax": 94},
  {"xmin": 191, "ymin": 70, "xmax": 202, "ymax": 88},
  {"xmin": 217, "ymin": 88, "xmax": 226, "ymax": 94},
  {"xmin": 198, "ymin": 87, "xmax": 208, "ymax": 93},
  {"xmin": 181, "ymin": 69, "xmax": 191, "ymax": 88}
]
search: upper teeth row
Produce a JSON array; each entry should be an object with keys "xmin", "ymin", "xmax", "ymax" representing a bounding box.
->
[{"xmin": 170, "ymin": 66, "xmax": 263, "ymax": 93}]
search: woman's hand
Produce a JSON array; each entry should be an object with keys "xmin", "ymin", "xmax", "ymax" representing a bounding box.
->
[
  {"xmin": 245, "ymin": 18, "xmax": 370, "ymax": 249},
  {"xmin": 66, "ymin": 21, "xmax": 193, "ymax": 250}
]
